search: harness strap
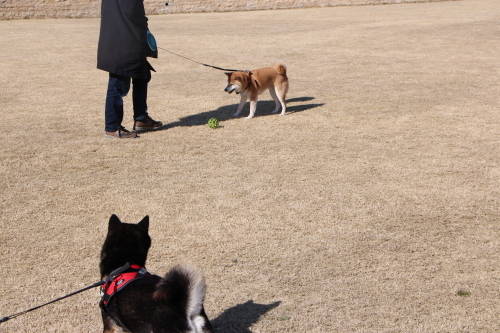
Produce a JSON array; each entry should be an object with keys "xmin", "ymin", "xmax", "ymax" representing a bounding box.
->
[
  {"xmin": 243, "ymin": 71, "xmax": 259, "ymax": 92},
  {"xmin": 250, "ymin": 71, "xmax": 259, "ymax": 88},
  {"xmin": 100, "ymin": 263, "xmax": 150, "ymax": 306},
  {"xmin": 99, "ymin": 263, "xmax": 150, "ymax": 332}
]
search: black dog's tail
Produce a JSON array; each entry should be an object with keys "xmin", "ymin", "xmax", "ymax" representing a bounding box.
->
[{"xmin": 154, "ymin": 263, "xmax": 211, "ymax": 332}]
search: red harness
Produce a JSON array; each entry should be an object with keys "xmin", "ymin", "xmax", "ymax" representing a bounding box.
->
[{"xmin": 100, "ymin": 264, "xmax": 150, "ymax": 307}]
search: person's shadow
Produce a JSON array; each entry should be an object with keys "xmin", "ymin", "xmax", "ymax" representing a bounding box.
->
[
  {"xmin": 210, "ymin": 300, "xmax": 281, "ymax": 333},
  {"xmin": 159, "ymin": 97, "xmax": 324, "ymax": 129}
]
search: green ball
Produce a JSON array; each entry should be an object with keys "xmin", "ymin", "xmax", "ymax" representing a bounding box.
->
[{"xmin": 208, "ymin": 118, "xmax": 219, "ymax": 129}]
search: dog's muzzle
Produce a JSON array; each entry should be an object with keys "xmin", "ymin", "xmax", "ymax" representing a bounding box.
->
[{"xmin": 225, "ymin": 85, "xmax": 236, "ymax": 94}]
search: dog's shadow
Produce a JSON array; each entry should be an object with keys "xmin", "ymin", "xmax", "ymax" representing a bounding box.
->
[
  {"xmin": 159, "ymin": 97, "xmax": 324, "ymax": 130},
  {"xmin": 210, "ymin": 300, "xmax": 281, "ymax": 333}
]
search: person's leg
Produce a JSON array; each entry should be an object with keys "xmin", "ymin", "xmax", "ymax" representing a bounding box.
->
[
  {"xmin": 105, "ymin": 73, "xmax": 137, "ymax": 138},
  {"xmin": 132, "ymin": 70, "xmax": 162, "ymax": 131},
  {"xmin": 105, "ymin": 73, "xmax": 131, "ymax": 131},
  {"xmin": 131, "ymin": 70, "xmax": 150, "ymax": 122}
]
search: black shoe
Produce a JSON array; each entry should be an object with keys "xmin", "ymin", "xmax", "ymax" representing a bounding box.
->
[{"xmin": 105, "ymin": 128, "xmax": 138, "ymax": 139}]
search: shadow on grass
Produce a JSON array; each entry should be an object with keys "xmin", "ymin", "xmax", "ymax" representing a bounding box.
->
[
  {"xmin": 210, "ymin": 300, "xmax": 281, "ymax": 333},
  {"xmin": 159, "ymin": 97, "xmax": 324, "ymax": 130}
]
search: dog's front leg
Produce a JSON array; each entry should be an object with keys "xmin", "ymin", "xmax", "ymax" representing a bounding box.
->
[
  {"xmin": 246, "ymin": 98, "xmax": 258, "ymax": 119},
  {"xmin": 234, "ymin": 95, "xmax": 248, "ymax": 117},
  {"xmin": 102, "ymin": 311, "xmax": 121, "ymax": 333}
]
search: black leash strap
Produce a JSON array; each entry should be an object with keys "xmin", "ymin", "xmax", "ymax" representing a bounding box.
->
[
  {"xmin": 0, "ymin": 280, "xmax": 105, "ymax": 324},
  {"xmin": 0, "ymin": 263, "xmax": 133, "ymax": 324},
  {"xmin": 157, "ymin": 46, "xmax": 248, "ymax": 72}
]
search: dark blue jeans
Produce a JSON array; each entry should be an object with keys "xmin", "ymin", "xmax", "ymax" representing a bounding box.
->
[{"xmin": 104, "ymin": 71, "xmax": 151, "ymax": 132}]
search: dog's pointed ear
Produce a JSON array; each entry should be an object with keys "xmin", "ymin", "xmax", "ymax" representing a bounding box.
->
[
  {"xmin": 138, "ymin": 215, "xmax": 150, "ymax": 231},
  {"xmin": 225, "ymin": 72, "xmax": 232, "ymax": 77},
  {"xmin": 108, "ymin": 214, "xmax": 122, "ymax": 231},
  {"xmin": 247, "ymin": 71, "xmax": 253, "ymax": 76}
]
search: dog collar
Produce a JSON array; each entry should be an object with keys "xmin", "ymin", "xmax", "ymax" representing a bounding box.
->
[{"xmin": 100, "ymin": 263, "xmax": 150, "ymax": 307}]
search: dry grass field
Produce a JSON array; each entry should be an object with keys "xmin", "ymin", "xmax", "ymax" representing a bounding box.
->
[{"xmin": 1, "ymin": 0, "xmax": 499, "ymax": 332}]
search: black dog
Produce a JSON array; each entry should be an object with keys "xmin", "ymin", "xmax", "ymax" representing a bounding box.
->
[{"xmin": 99, "ymin": 214, "xmax": 214, "ymax": 333}]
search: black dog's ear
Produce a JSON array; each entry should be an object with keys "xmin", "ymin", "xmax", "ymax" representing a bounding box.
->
[
  {"xmin": 138, "ymin": 215, "xmax": 149, "ymax": 231},
  {"xmin": 108, "ymin": 214, "xmax": 122, "ymax": 231}
]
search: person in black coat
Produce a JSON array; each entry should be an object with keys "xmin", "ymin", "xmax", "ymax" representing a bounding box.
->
[{"xmin": 97, "ymin": 0, "xmax": 162, "ymax": 138}]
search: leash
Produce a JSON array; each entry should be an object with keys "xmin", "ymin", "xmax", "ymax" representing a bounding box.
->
[
  {"xmin": 157, "ymin": 46, "xmax": 248, "ymax": 72},
  {"xmin": 0, "ymin": 263, "xmax": 139, "ymax": 325},
  {"xmin": 0, "ymin": 280, "xmax": 105, "ymax": 324}
]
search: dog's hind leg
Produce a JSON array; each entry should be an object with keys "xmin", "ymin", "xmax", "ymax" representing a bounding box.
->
[
  {"xmin": 269, "ymin": 86, "xmax": 281, "ymax": 114},
  {"xmin": 234, "ymin": 95, "xmax": 248, "ymax": 117},
  {"xmin": 270, "ymin": 86, "xmax": 287, "ymax": 116},
  {"xmin": 278, "ymin": 95, "xmax": 286, "ymax": 116}
]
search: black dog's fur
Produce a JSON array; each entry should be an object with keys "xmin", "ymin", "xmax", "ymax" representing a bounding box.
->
[{"xmin": 100, "ymin": 214, "xmax": 214, "ymax": 333}]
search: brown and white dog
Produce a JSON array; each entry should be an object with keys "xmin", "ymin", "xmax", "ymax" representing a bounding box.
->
[{"xmin": 224, "ymin": 61, "xmax": 289, "ymax": 119}]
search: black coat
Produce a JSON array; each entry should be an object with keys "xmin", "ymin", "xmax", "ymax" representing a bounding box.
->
[{"xmin": 97, "ymin": 0, "xmax": 157, "ymax": 79}]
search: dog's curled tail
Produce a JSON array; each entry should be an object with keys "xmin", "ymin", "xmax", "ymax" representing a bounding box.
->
[
  {"xmin": 273, "ymin": 61, "xmax": 287, "ymax": 75},
  {"xmin": 154, "ymin": 263, "xmax": 210, "ymax": 332}
]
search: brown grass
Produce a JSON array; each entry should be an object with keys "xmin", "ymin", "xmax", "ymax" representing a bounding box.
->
[{"xmin": 1, "ymin": 0, "xmax": 499, "ymax": 332}]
